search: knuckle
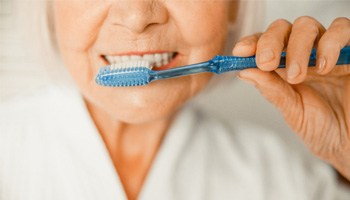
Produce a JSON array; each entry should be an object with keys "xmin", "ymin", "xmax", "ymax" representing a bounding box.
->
[
  {"xmin": 237, "ymin": 36, "xmax": 251, "ymax": 43},
  {"xmin": 260, "ymin": 32, "xmax": 275, "ymax": 41},
  {"xmin": 319, "ymin": 39, "xmax": 343, "ymax": 52},
  {"xmin": 320, "ymin": 17, "xmax": 350, "ymax": 49},
  {"xmin": 293, "ymin": 16, "xmax": 320, "ymax": 37},
  {"xmin": 259, "ymin": 33, "xmax": 285, "ymax": 49},
  {"xmin": 329, "ymin": 18, "xmax": 350, "ymax": 36},
  {"xmin": 237, "ymin": 35, "xmax": 258, "ymax": 46},
  {"xmin": 271, "ymin": 19, "xmax": 291, "ymax": 28},
  {"xmin": 260, "ymin": 32, "xmax": 285, "ymax": 50},
  {"xmin": 309, "ymin": 25, "xmax": 320, "ymax": 37},
  {"xmin": 333, "ymin": 17, "xmax": 350, "ymax": 26},
  {"xmin": 294, "ymin": 16, "xmax": 317, "ymax": 25},
  {"xmin": 247, "ymin": 34, "xmax": 259, "ymax": 42},
  {"xmin": 275, "ymin": 40, "xmax": 285, "ymax": 50},
  {"xmin": 318, "ymin": 30, "xmax": 345, "ymax": 50}
]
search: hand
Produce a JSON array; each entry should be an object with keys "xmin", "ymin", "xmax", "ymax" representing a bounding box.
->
[{"xmin": 232, "ymin": 16, "xmax": 350, "ymax": 179}]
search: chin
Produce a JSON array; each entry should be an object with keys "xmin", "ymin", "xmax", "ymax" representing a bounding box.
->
[
  {"xmin": 86, "ymin": 80, "xmax": 186, "ymax": 124},
  {"xmin": 116, "ymin": 88, "xmax": 188, "ymax": 124},
  {"xmin": 83, "ymin": 72, "xmax": 211, "ymax": 124},
  {"xmin": 106, "ymin": 91, "xmax": 184, "ymax": 124}
]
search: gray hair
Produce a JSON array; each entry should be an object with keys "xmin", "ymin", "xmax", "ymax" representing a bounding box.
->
[{"xmin": 14, "ymin": 0, "xmax": 71, "ymax": 84}]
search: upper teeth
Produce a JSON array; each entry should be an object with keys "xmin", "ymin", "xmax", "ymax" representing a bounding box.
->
[{"xmin": 105, "ymin": 52, "xmax": 175, "ymax": 68}]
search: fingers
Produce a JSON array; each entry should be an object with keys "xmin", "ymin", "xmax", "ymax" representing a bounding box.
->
[
  {"xmin": 286, "ymin": 16, "xmax": 326, "ymax": 84},
  {"xmin": 256, "ymin": 19, "xmax": 292, "ymax": 71},
  {"xmin": 234, "ymin": 17, "xmax": 349, "ymax": 85},
  {"xmin": 316, "ymin": 17, "xmax": 350, "ymax": 75},
  {"xmin": 232, "ymin": 33, "xmax": 261, "ymax": 57},
  {"xmin": 232, "ymin": 19, "xmax": 292, "ymax": 72},
  {"xmin": 238, "ymin": 69, "xmax": 302, "ymax": 119}
]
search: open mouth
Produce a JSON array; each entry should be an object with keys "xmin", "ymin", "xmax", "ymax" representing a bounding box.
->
[{"xmin": 103, "ymin": 52, "xmax": 179, "ymax": 71}]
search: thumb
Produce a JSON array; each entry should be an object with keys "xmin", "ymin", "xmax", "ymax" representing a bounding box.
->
[{"xmin": 238, "ymin": 69, "xmax": 303, "ymax": 125}]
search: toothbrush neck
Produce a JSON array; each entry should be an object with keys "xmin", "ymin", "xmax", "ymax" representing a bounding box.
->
[{"xmin": 152, "ymin": 61, "xmax": 213, "ymax": 81}]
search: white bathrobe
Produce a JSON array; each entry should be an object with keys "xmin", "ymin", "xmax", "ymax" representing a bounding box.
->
[{"xmin": 1, "ymin": 85, "xmax": 349, "ymax": 200}]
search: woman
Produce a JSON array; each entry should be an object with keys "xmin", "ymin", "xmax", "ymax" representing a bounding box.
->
[{"xmin": 1, "ymin": 0, "xmax": 349, "ymax": 199}]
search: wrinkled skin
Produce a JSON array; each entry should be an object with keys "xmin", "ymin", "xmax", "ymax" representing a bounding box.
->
[
  {"xmin": 234, "ymin": 16, "xmax": 350, "ymax": 180},
  {"xmin": 53, "ymin": 1, "xmax": 233, "ymax": 199},
  {"xmin": 53, "ymin": 0, "xmax": 350, "ymax": 199}
]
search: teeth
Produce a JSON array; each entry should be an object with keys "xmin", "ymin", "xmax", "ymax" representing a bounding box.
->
[
  {"xmin": 143, "ymin": 54, "xmax": 154, "ymax": 63},
  {"xmin": 130, "ymin": 55, "xmax": 142, "ymax": 60},
  {"xmin": 154, "ymin": 54, "xmax": 162, "ymax": 61},
  {"xmin": 110, "ymin": 60, "xmax": 153, "ymax": 70},
  {"xmin": 121, "ymin": 55, "xmax": 129, "ymax": 62},
  {"xmin": 104, "ymin": 52, "xmax": 176, "ymax": 69},
  {"xmin": 162, "ymin": 53, "xmax": 169, "ymax": 65}
]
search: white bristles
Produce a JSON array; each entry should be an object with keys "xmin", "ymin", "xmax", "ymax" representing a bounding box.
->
[
  {"xmin": 110, "ymin": 60, "xmax": 153, "ymax": 70},
  {"xmin": 105, "ymin": 52, "xmax": 176, "ymax": 69}
]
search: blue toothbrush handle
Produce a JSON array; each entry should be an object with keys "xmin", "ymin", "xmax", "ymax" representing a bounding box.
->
[
  {"xmin": 214, "ymin": 46, "xmax": 350, "ymax": 74},
  {"xmin": 336, "ymin": 46, "xmax": 350, "ymax": 65},
  {"xmin": 95, "ymin": 46, "xmax": 349, "ymax": 87}
]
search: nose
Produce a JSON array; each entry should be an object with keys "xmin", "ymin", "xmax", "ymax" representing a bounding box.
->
[{"xmin": 108, "ymin": 0, "xmax": 169, "ymax": 33}]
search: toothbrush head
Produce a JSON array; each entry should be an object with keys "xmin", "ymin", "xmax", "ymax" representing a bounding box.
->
[{"xmin": 95, "ymin": 60, "xmax": 153, "ymax": 87}]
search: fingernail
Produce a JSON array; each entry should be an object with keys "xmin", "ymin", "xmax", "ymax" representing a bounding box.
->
[
  {"xmin": 237, "ymin": 74, "xmax": 257, "ymax": 86},
  {"xmin": 317, "ymin": 57, "xmax": 326, "ymax": 74},
  {"xmin": 258, "ymin": 49, "xmax": 275, "ymax": 63},
  {"xmin": 288, "ymin": 62, "xmax": 300, "ymax": 81}
]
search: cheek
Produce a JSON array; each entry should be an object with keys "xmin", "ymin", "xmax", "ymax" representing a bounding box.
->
[
  {"xmin": 171, "ymin": 3, "xmax": 229, "ymax": 48},
  {"xmin": 53, "ymin": 1, "xmax": 111, "ymax": 92},
  {"xmin": 184, "ymin": 20, "xmax": 227, "ymax": 47},
  {"xmin": 53, "ymin": 1, "xmax": 110, "ymax": 51}
]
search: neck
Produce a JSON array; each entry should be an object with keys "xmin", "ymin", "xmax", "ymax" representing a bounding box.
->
[{"xmin": 85, "ymin": 100, "xmax": 173, "ymax": 200}]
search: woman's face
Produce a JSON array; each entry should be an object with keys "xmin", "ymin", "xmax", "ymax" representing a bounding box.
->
[{"xmin": 53, "ymin": 0, "xmax": 232, "ymax": 124}]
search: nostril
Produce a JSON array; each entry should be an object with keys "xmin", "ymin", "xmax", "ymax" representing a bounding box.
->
[{"xmin": 108, "ymin": 1, "xmax": 168, "ymax": 33}]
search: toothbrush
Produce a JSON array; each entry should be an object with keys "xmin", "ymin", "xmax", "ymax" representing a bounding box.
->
[{"xmin": 96, "ymin": 46, "xmax": 350, "ymax": 87}]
